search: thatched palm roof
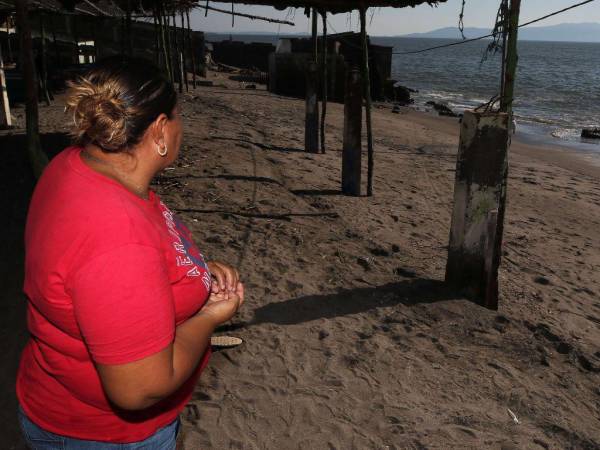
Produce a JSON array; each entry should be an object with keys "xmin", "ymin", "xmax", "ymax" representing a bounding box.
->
[
  {"xmin": 0, "ymin": 0, "xmax": 446, "ymax": 16},
  {"xmin": 211, "ymin": 0, "xmax": 446, "ymax": 13}
]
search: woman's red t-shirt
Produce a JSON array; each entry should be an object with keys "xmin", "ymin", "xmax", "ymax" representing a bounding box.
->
[{"xmin": 16, "ymin": 146, "xmax": 212, "ymax": 443}]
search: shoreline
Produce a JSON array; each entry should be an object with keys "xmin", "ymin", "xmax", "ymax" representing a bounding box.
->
[
  {"xmin": 397, "ymin": 107, "xmax": 600, "ymax": 179},
  {"xmin": 408, "ymin": 100, "xmax": 600, "ymax": 158}
]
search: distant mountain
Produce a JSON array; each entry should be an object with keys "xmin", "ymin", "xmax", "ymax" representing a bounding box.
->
[{"xmin": 402, "ymin": 23, "xmax": 600, "ymax": 43}]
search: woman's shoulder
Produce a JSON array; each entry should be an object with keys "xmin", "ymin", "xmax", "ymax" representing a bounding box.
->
[{"xmin": 30, "ymin": 146, "xmax": 164, "ymax": 252}]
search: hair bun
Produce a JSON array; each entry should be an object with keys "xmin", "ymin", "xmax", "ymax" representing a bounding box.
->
[
  {"xmin": 64, "ymin": 57, "xmax": 177, "ymax": 153},
  {"xmin": 66, "ymin": 78, "xmax": 129, "ymax": 151}
]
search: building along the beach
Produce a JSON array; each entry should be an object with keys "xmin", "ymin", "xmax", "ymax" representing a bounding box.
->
[
  {"xmin": 0, "ymin": 0, "xmax": 205, "ymax": 102},
  {"xmin": 269, "ymin": 32, "xmax": 393, "ymax": 102}
]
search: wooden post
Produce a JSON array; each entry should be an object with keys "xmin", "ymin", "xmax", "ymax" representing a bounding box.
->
[
  {"xmin": 445, "ymin": 111, "xmax": 510, "ymax": 310},
  {"xmin": 185, "ymin": 10, "xmax": 196, "ymax": 87},
  {"xmin": 311, "ymin": 8, "xmax": 318, "ymax": 63},
  {"xmin": 51, "ymin": 14, "xmax": 61, "ymax": 70},
  {"xmin": 6, "ymin": 18, "xmax": 13, "ymax": 63},
  {"xmin": 0, "ymin": 45, "xmax": 12, "ymax": 128},
  {"xmin": 39, "ymin": 12, "xmax": 51, "ymax": 105},
  {"xmin": 501, "ymin": 0, "xmax": 521, "ymax": 114},
  {"xmin": 71, "ymin": 15, "xmax": 79, "ymax": 64},
  {"xmin": 180, "ymin": 11, "xmax": 188, "ymax": 92},
  {"xmin": 125, "ymin": 0, "xmax": 133, "ymax": 56},
  {"xmin": 320, "ymin": 11, "xmax": 327, "ymax": 154},
  {"xmin": 158, "ymin": 5, "xmax": 171, "ymax": 78},
  {"xmin": 15, "ymin": 0, "xmax": 48, "ymax": 178},
  {"xmin": 342, "ymin": 67, "xmax": 362, "ymax": 196},
  {"xmin": 359, "ymin": 8, "xmax": 374, "ymax": 197},
  {"xmin": 164, "ymin": 8, "xmax": 174, "ymax": 81},
  {"xmin": 306, "ymin": 9, "xmax": 319, "ymax": 153},
  {"xmin": 153, "ymin": 10, "xmax": 160, "ymax": 65},
  {"xmin": 172, "ymin": 10, "xmax": 182, "ymax": 93},
  {"xmin": 305, "ymin": 61, "xmax": 319, "ymax": 153}
]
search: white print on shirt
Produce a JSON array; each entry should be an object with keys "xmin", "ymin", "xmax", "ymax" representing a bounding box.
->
[
  {"xmin": 201, "ymin": 272, "xmax": 211, "ymax": 291},
  {"xmin": 176, "ymin": 256, "xmax": 193, "ymax": 266},
  {"xmin": 159, "ymin": 200, "xmax": 211, "ymax": 282},
  {"xmin": 187, "ymin": 267, "xmax": 201, "ymax": 277}
]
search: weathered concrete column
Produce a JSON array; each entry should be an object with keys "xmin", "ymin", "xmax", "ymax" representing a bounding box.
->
[
  {"xmin": 342, "ymin": 68, "xmax": 362, "ymax": 196},
  {"xmin": 305, "ymin": 61, "xmax": 319, "ymax": 153},
  {"xmin": 445, "ymin": 110, "xmax": 510, "ymax": 310}
]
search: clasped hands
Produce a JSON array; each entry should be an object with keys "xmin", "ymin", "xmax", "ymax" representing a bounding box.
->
[{"xmin": 201, "ymin": 261, "xmax": 244, "ymax": 326}]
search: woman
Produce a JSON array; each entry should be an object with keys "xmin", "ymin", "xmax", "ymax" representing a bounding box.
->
[{"xmin": 16, "ymin": 56, "xmax": 244, "ymax": 448}]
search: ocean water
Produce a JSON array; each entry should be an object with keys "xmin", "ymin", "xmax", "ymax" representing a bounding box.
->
[
  {"xmin": 208, "ymin": 33, "xmax": 600, "ymax": 150},
  {"xmin": 373, "ymin": 37, "xmax": 600, "ymax": 149}
]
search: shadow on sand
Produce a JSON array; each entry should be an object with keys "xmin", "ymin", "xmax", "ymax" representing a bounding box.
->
[{"xmin": 248, "ymin": 278, "xmax": 458, "ymax": 327}]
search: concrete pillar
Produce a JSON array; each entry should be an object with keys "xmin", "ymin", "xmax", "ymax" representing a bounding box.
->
[
  {"xmin": 305, "ymin": 61, "xmax": 319, "ymax": 153},
  {"xmin": 445, "ymin": 110, "xmax": 510, "ymax": 310},
  {"xmin": 342, "ymin": 67, "xmax": 362, "ymax": 196}
]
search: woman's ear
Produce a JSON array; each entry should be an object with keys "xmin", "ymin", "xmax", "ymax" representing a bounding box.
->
[{"xmin": 150, "ymin": 113, "xmax": 169, "ymax": 146}]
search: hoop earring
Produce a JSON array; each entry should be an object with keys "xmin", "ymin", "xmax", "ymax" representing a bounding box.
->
[{"xmin": 158, "ymin": 144, "xmax": 168, "ymax": 157}]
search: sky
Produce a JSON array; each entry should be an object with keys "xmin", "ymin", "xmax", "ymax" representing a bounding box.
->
[{"xmin": 190, "ymin": 0, "xmax": 600, "ymax": 36}]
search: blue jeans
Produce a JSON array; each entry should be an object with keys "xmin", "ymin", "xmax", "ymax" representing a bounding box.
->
[{"xmin": 18, "ymin": 406, "xmax": 180, "ymax": 450}]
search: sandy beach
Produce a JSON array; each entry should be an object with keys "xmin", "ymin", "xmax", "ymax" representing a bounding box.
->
[{"xmin": 2, "ymin": 71, "xmax": 600, "ymax": 449}]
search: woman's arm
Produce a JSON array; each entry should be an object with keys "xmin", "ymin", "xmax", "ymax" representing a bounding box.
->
[{"xmin": 96, "ymin": 282, "xmax": 244, "ymax": 411}]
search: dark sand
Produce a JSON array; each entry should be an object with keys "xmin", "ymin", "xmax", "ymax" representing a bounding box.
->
[{"xmin": 2, "ymin": 72, "xmax": 600, "ymax": 449}]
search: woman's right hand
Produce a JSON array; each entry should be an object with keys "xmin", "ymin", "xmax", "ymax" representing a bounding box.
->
[{"xmin": 199, "ymin": 281, "xmax": 244, "ymax": 326}]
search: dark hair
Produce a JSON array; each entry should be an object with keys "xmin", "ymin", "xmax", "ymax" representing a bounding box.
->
[{"xmin": 65, "ymin": 56, "xmax": 177, "ymax": 152}]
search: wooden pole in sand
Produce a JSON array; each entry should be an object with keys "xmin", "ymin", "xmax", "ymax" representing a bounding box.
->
[
  {"xmin": 15, "ymin": 0, "xmax": 48, "ymax": 178},
  {"xmin": 311, "ymin": 8, "xmax": 318, "ymax": 63},
  {"xmin": 342, "ymin": 67, "xmax": 362, "ymax": 196},
  {"xmin": 180, "ymin": 10, "xmax": 188, "ymax": 92},
  {"xmin": 39, "ymin": 12, "xmax": 51, "ymax": 105},
  {"xmin": 501, "ymin": 0, "xmax": 521, "ymax": 115},
  {"xmin": 359, "ymin": 8, "xmax": 374, "ymax": 197},
  {"xmin": 305, "ymin": 61, "xmax": 319, "ymax": 153},
  {"xmin": 0, "ymin": 45, "xmax": 12, "ymax": 128},
  {"xmin": 152, "ymin": 8, "xmax": 160, "ymax": 67},
  {"xmin": 304, "ymin": 8, "xmax": 319, "ymax": 154},
  {"xmin": 445, "ymin": 0, "xmax": 521, "ymax": 310},
  {"xmin": 185, "ymin": 10, "xmax": 197, "ymax": 88},
  {"xmin": 158, "ymin": 5, "xmax": 171, "ymax": 79},
  {"xmin": 51, "ymin": 14, "xmax": 61, "ymax": 70},
  {"xmin": 320, "ymin": 10, "xmax": 327, "ymax": 154},
  {"xmin": 125, "ymin": 0, "xmax": 133, "ymax": 56},
  {"xmin": 6, "ymin": 18, "xmax": 14, "ymax": 63},
  {"xmin": 164, "ymin": 8, "xmax": 174, "ymax": 81},
  {"xmin": 172, "ymin": 10, "xmax": 182, "ymax": 94}
]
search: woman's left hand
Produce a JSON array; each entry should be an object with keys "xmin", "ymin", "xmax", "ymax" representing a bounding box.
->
[{"xmin": 207, "ymin": 261, "xmax": 240, "ymax": 295}]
